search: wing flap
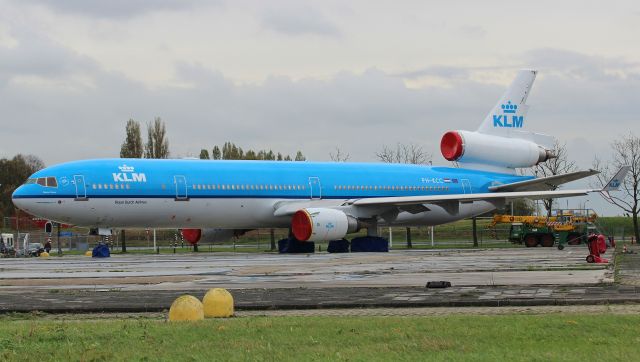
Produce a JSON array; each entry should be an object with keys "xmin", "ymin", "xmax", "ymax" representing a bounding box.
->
[{"xmin": 352, "ymin": 189, "xmax": 590, "ymax": 207}]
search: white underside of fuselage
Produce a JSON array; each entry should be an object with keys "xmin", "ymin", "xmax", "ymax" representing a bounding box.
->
[{"xmin": 19, "ymin": 197, "xmax": 497, "ymax": 230}]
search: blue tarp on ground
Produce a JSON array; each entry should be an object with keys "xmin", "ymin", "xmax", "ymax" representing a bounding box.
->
[
  {"xmin": 278, "ymin": 238, "xmax": 315, "ymax": 253},
  {"xmin": 350, "ymin": 236, "xmax": 389, "ymax": 252},
  {"xmin": 327, "ymin": 239, "xmax": 350, "ymax": 253},
  {"xmin": 92, "ymin": 244, "xmax": 110, "ymax": 258}
]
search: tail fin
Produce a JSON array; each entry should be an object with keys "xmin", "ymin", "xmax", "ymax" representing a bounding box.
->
[{"xmin": 477, "ymin": 69, "xmax": 554, "ymax": 149}]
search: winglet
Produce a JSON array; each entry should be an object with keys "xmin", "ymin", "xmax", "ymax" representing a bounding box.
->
[{"xmin": 603, "ymin": 166, "xmax": 630, "ymax": 192}]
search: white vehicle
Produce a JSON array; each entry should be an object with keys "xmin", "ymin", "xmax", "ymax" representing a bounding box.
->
[{"xmin": 1, "ymin": 233, "xmax": 15, "ymax": 255}]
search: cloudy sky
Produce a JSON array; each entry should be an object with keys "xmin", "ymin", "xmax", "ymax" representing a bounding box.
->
[{"xmin": 1, "ymin": 0, "xmax": 638, "ymax": 214}]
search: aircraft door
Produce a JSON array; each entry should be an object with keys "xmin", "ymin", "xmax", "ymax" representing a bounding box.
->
[
  {"xmin": 461, "ymin": 179, "xmax": 472, "ymax": 194},
  {"xmin": 74, "ymin": 175, "xmax": 87, "ymax": 200},
  {"xmin": 309, "ymin": 177, "xmax": 321, "ymax": 200},
  {"xmin": 174, "ymin": 175, "xmax": 188, "ymax": 201}
]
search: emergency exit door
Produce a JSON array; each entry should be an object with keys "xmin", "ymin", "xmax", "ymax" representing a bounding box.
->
[
  {"xmin": 174, "ymin": 175, "xmax": 188, "ymax": 200},
  {"xmin": 74, "ymin": 175, "xmax": 87, "ymax": 200},
  {"xmin": 309, "ymin": 177, "xmax": 321, "ymax": 199}
]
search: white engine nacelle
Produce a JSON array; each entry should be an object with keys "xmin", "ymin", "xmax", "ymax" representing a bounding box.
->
[
  {"xmin": 440, "ymin": 130, "xmax": 553, "ymax": 169},
  {"xmin": 291, "ymin": 208, "xmax": 359, "ymax": 242}
]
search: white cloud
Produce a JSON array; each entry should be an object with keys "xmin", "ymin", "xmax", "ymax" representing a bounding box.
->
[
  {"xmin": 259, "ymin": 3, "xmax": 341, "ymax": 37},
  {"xmin": 16, "ymin": 0, "xmax": 210, "ymax": 19}
]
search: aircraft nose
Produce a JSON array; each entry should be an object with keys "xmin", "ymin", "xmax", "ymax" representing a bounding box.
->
[{"xmin": 12, "ymin": 186, "xmax": 29, "ymax": 211}]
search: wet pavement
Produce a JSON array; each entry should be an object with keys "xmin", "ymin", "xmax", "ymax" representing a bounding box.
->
[{"xmin": 0, "ymin": 245, "xmax": 634, "ymax": 313}]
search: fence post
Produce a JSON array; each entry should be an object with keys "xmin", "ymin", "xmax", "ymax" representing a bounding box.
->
[
  {"xmin": 270, "ymin": 229, "xmax": 276, "ymax": 251},
  {"xmin": 472, "ymin": 217, "xmax": 478, "ymax": 247}
]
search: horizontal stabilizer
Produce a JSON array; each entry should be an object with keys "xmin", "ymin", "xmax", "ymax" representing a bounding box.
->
[{"xmin": 488, "ymin": 169, "xmax": 599, "ymax": 192}]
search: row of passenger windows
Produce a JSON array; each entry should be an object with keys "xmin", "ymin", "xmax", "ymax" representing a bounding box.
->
[
  {"xmin": 190, "ymin": 184, "xmax": 450, "ymax": 192},
  {"xmin": 87, "ymin": 183, "xmax": 450, "ymax": 192},
  {"xmin": 25, "ymin": 177, "xmax": 58, "ymax": 188},
  {"xmin": 192, "ymin": 184, "xmax": 306, "ymax": 191},
  {"xmin": 92, "ymin": 184, "xmax": 131, "ymax": 190},
  {"xmin": 334, "ymin": 185, "xmax": 449, "ymax": 191}
]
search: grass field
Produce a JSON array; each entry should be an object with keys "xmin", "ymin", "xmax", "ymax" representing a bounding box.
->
[{"xmin": 0, "ymin": 313, "xmax": 638, "ymax": 361}]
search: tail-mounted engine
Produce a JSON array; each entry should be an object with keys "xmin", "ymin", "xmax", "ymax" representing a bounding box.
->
[{"xmin": 440, "ymin": 130, "xmax": 554, "ymax": 169}]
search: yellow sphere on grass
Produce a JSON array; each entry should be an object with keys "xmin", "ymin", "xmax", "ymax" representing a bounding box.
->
[
  {"xmin": 168, "ymin": 295, "xmax": 204, "ymax": 322},
  {"xmin": 39, "ymin": 252, "xmax": 49, "ymax": 258},
  {"xmin": 203, "ymin": 288, "xmax": 234, "ymax": 318}
]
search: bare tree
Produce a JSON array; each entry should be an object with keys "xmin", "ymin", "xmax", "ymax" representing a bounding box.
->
[
  {"xmin": 145, "ymin": 117, "xmax": 170, "ymax": 159},
  {"xmin": 120, "ymin": 119, "xmax": 143, "ymax": 158},
  {"xmin": 592, "ymin": 134, "xmax": 640, "ymax": 243},
  {"xmin": 376, "ymin": 143, "xmax": 431, "ymax": 165},
  {"xmin": 534, "ymin": 141, "xmax": 577, "ymax": 216},
  {"xmin": 376, "ymin": 143, "xmax": 431, "ymax": 247},
  {"xmin": 329, "ymin": 147, "xmax": 350, "ymax": 162}
]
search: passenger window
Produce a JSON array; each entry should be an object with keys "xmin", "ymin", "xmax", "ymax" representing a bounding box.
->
[
  {"xmin": 126, "ymin": 184, "xmax": 131, "ymax": 190},
  {"xmin": 92, "ymin": 184, "xmax": 97, "ymax": 189}
]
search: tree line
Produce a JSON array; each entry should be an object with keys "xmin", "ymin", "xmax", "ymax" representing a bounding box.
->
[
  {"xmin": 198, "ymin": 143, "xmax": 306, "ymax": 162},
  {"xmin": 120, "ymin": 118, "xmax": 306, "ymax": 162}
]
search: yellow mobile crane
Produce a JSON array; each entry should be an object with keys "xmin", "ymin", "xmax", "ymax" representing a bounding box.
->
[{"xmin": 488, "ymin": 209, "xmax": 600, "ymax": 249}]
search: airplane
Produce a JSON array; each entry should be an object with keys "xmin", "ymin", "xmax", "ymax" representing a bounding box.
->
[{"xmin": 11, "ymin": 70, "xmax": 629, "ymax": 246}]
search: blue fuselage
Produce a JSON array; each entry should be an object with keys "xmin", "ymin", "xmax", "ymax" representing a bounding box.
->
[{"xmin": 12, "ymin": 159, "xmax": 530, "ymax": 228}]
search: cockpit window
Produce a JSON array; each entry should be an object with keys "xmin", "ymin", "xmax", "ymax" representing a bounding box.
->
[
  {"xmin": 47, "ymin": 177, "xmax": 58, "ymax": 188},
  {"xmin": 32, "ymin": 177, "xmax": 58, "ymax": 188}
]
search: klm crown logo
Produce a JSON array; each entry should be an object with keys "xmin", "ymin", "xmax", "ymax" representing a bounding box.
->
[
  {"xmin": 501, "ymin": 101, "xmax": 517, "ymax": 114},
  {"xmin": 493, "ymin": 100, "xmax": 524, "ymax": 128},
  {"xmin": 118, "ymin": 164, "xmax": 135, "ymax": 172}
]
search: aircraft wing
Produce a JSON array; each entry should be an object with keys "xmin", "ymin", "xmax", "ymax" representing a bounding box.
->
[
  {"xmin": 272, "ymin": 190, "xmax": 590, "ymax": 217},
  {"xmin": 272, "ymin": 168, "xmax": 626, "ymax": 216},
  {"xmin": 487, "ymin": 169, "xmax": 599, "ymax": 192},
  {"xmin": 351, "ymin": 189, "xmax": 590, "ymax": 207}
]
